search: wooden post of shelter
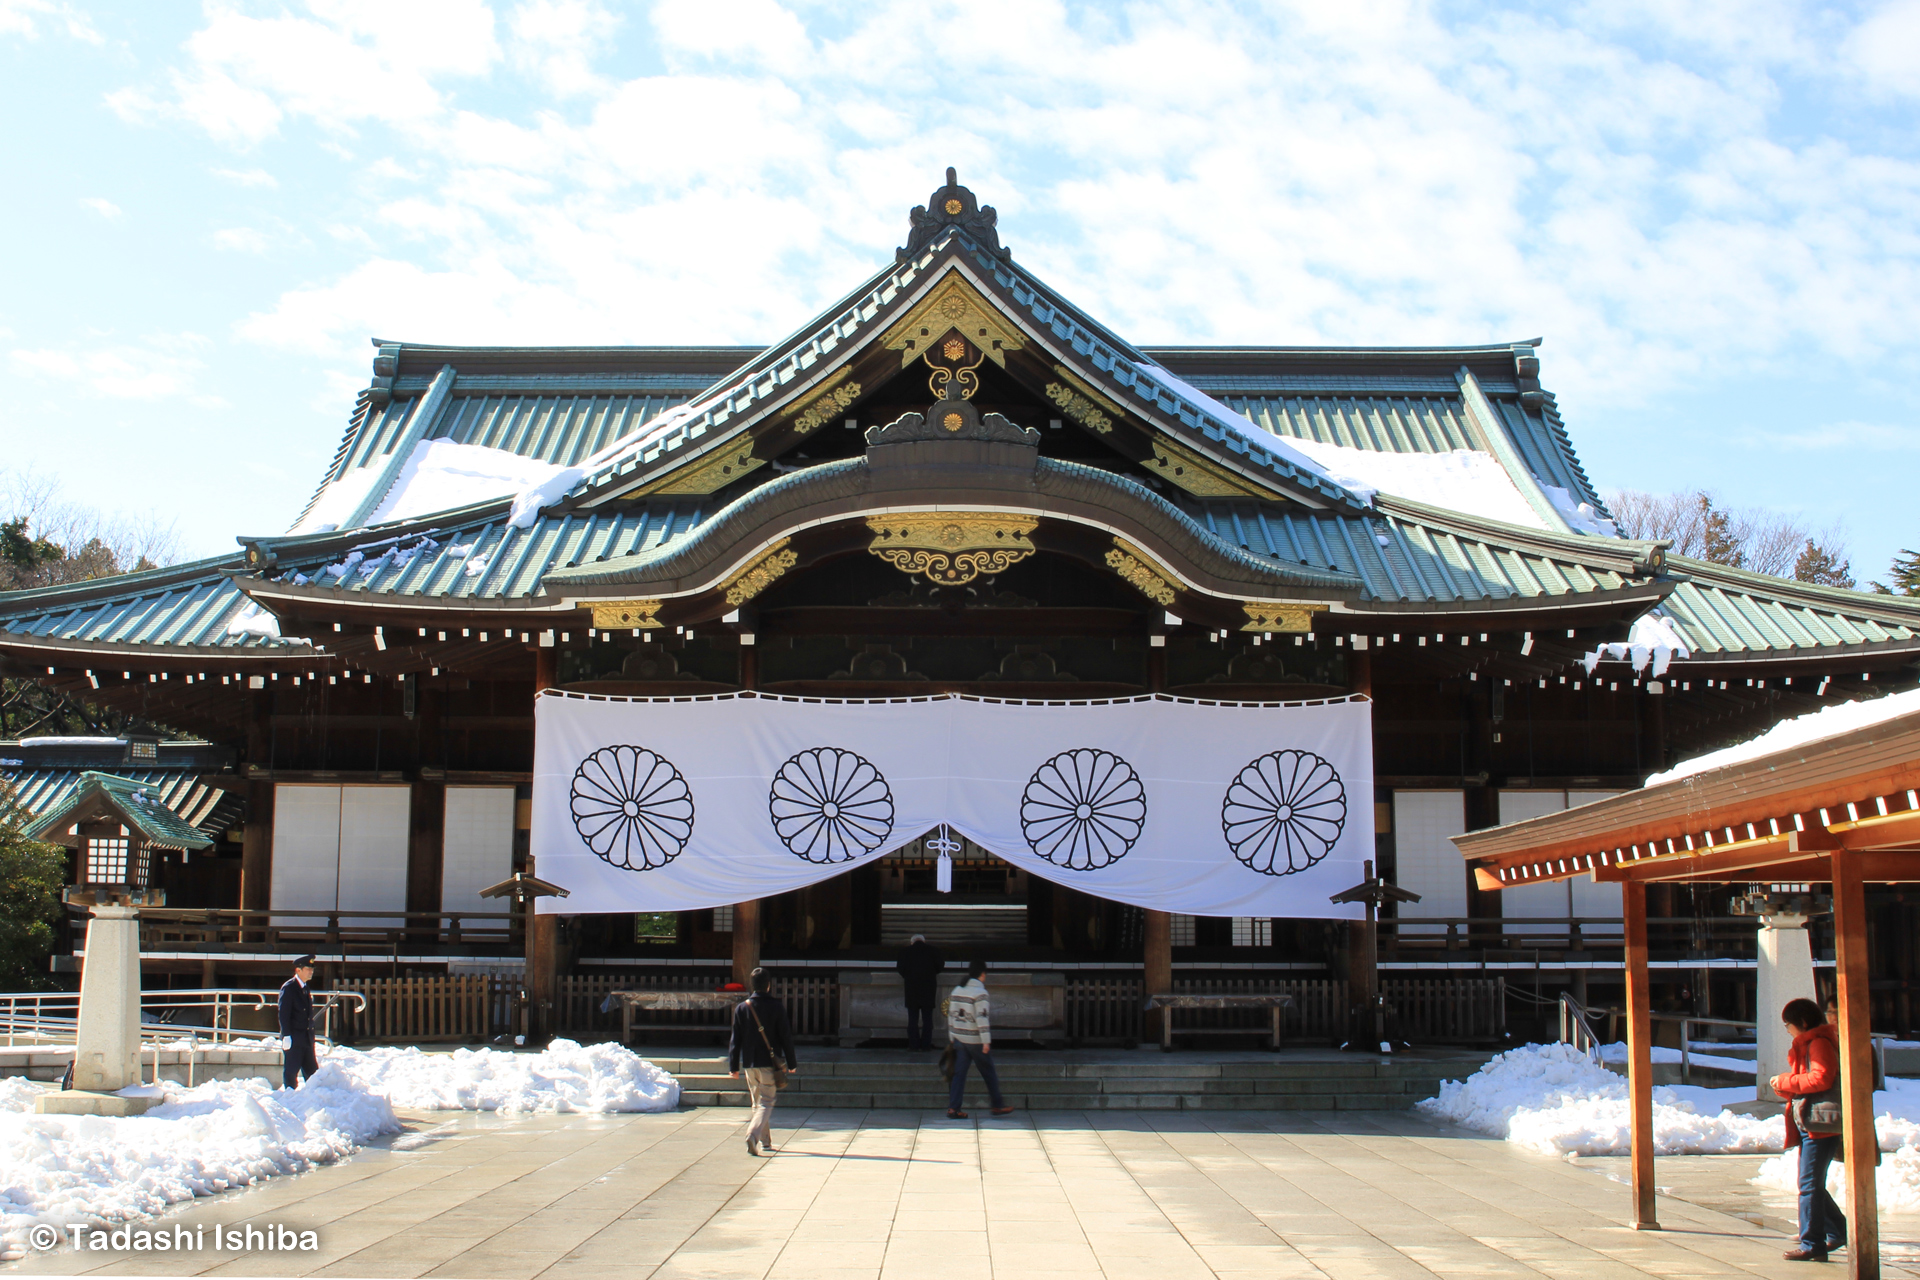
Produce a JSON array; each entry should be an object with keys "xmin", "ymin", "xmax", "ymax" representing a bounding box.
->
[
  {"xmin": 1624, "ymin": 879, "xmax": 1658, "ymax": 1230},
  {"xmin": 1832, "ymin": 848, "xmax": 1880, "ymax": 1280},
  {"xmin": 528, "ymin": 645, "xmax": 562, "ymax": 1038}
]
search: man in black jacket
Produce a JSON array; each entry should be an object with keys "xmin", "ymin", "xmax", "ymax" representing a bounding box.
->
[
  {"xmin": 896, "ymin": 934, "xmax": 945, "ymax": 1051},
  {"xmin": 728, "ymin": 967, "xmax": 797, "ymax": 1156},
  {"xmin": 278, "ymin": 955, "xmax": 319, "ymax": 1090}
]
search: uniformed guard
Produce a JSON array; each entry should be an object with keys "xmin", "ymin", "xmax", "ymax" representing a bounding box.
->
[{"xmin": 278, "ymin": 954, "xmax": 319, "ymax": 1089}]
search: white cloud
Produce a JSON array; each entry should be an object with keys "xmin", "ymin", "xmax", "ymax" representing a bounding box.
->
[
  {"xmin": 211, "ymin": 226, "xmax": 269, "ymax": 253},
  {"xmin": 99, "ymin": 0, "xmax": 1920, "ymax": 424},
  {"xmin": 213, "ymin": 166, "xmax": 278, "ymax": 188},
  {"xmin": 8, "ymin": 337, "xmax": 210, "ymax": 401},
  {"xmin": 78, "ymin": 196, "xmax": 121, "ymax": 219},
  {"xmin": 1, "ymin": 0, "xmax": 100, "ymax": 43},
  {"xmin": 508, "ymin": 0, "xmax": 618, "ymax": 97},
  {"xmin": 1846, "ymin": 0, "xmax": 1920, "ymax": 97},
  {"xmin": 1764, "ymin": 421, "xmax": 1920, "ymax": 451}
]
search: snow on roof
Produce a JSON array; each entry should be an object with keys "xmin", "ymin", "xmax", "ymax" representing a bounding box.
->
[
  {"xmin": 1645, "ymin": 685, "xmax": 1920, "ymax": 786},
  {"xmin": 15, "ymin": 737, "xmax": 127, "ymax": 747},
  {"xmin": 1134, "ymin": 359, "xmax": 1612, "ymax": 533},
  {"xmin": 368, "ymin": 439, "xmax": 570, "ymax": 526}
]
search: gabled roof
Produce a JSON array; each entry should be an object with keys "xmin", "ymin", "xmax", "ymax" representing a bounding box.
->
[
  {"xmin": 22, "ymin": 770, "xmax": 216, "ymax": 850},
  {"xmin": 2, "ymin": 764, "xmax": 243, "ymax": 841}
]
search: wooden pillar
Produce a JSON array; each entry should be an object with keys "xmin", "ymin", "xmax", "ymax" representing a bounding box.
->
[
  {"xmin": 406, "ymin": 781, "xmax": 446, "ymax": 942},
  {"xmin": 1143, "ymin": 909, "xmax": 1173, "ymax": 1043},
  {"xmin": 527, "ymin": 646, "xmax": 562, "ymax": 1039},
  {"xmin": 732, "ymin": 899, "xmax": 762, "ymax": 984},
  {"xmin": 1348, "ymin": 911, "xmax": 1377, "ymax": 1048},
  {"xmin": 239, "ymin": 687, "xmax": 274, "ymax": 934},
  {"xmin": 1832, "ymin": 849, "xmax": 1881, "ymax": 1280},
  {"xmin": 1349, "ymin": 649, "xmax": 1372, "ymax": 698},
  {"xmin": 1625, "ymin": 879, "xmax": 1659, "ymax": 1230}
]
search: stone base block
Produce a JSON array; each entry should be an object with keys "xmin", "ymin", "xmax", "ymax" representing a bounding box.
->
[{"xmin": 34, "ymin": 1090, "xmax": 158, "ymax": 1117}]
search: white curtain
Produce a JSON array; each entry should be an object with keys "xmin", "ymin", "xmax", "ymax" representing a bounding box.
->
[
  {"xmin": 532, "ymin": 692, "xmax": 1373, "ymax": 919},
  {"xmin": 1390, "ymin": 790, "xmax": 1467, "ymax": 934}
]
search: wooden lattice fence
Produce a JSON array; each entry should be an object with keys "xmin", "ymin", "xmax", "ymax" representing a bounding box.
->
[{"xmin": 336, "ymin": 975, "xmax": 520, "ymax": 1043}]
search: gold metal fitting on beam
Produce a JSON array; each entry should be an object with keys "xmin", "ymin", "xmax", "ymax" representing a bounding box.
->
[
  {"xmin": 1105, "ymin": 538, "xmax": 1176, "ymax": 605},
  {"xmin": 588, "ymin": 600, "xmax": 665, "ymax": 630},
  {"xmin": 723, "ymin": 539, "xmax": 799, "ymax": 606},
  {"xmin": 866, "ymin": 513, "xmax": 1039, "ymax": 586},
  {"xmin": 1240, "ymin": 602, "xmax": 1326, "ymax": 634}
]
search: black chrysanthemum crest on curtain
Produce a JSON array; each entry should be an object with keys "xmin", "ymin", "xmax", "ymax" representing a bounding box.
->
[
  {"xmin": 769, "ymin": 746, "xmax": 896, "ymax": 864},
  {"xmin": 570, "ymin": 745, "xmax": 695, "ymax": 871},
  {"xmin": 1020, "ymin": 747, "xmax": 1147, "ymax": 870},
  {"xmin": 1221, "ymin": 749, "xmax": 1346, "ymax": 876}
]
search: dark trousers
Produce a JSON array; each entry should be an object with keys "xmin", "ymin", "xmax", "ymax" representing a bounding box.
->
[
  {"xmin": 906, "ymin": 1005, "xmax": 934, "ymax": 1050},
  {"xmin": 1797, "ymin": 1134, "xmax": 1846, "ymax": 1252},
  {"xmin": 948, "ymin": 1040, "xmax": 1005, "ymax": 1112},
  {"xmin": 283, "ymin": 1034, "xmax": 319, "ymax": 1090}
]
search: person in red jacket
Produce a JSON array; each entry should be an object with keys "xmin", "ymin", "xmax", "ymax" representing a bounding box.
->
[{"xmin": 1768, "ymin": 997, "xmax": 1845, "ymax": 1262}]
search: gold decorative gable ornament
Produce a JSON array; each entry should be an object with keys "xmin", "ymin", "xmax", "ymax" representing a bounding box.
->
[
  {"xmin": 1240, "ymin": 602, "xmax": 1326, "ymax": 634},
  {"xmin": 867, "ymin": 513, "xmax": 1038, "ymax": 585},
  {"xmin": 879, "ymin": 275, "xmax": 1024, "ymax": 368},
  {"xmin": 1044, "ymin": 365, "xmax": 1124, "ymax": 435},
  {"xmin": 787, "ymin": 366, "xmax": 862, "ymax": 435},
  {"xmin": 589, "ymin": 600, "xmax": 665, "ymax": 630},
  {"xmin": 723, "ymin": 539, "xmax": 799, "ymax": 606},
  {"xmin": 1105, "ymin": 538, "xmax": 1177, "ymax": 605}
]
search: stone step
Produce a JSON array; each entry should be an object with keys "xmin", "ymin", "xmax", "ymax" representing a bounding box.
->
[
  {"xmin": 676, "ymin": 1072, "xmax": 1431, "ymax": 1098},
  {"xmin": 647, "ymin": 1057, "xmax": 1453, "ymax": 1083},
  {"xmin": 725, "ymin": 1091, "xmax": 1421, "ymax": 1111}
]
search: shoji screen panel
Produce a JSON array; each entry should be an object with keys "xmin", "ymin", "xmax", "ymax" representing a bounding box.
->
[
  {"xmin": 1498, "ymin": 791, "xmax": 1570, "ymax": 931},
  {"xmin": 271, "ymin": 785, "xmax": 343, "ymax": 912},
  {"xmin": 442, "ymin": 786, "xmax": 515, "ymax": 919},
  {"xmin": 1567, "ymin": 790, "xmax": 1624, "ymax": 932},
  {"xmin": 336, "ymin": 786, "xmax": 411, "ymax": 924},
  {"xmin": 1391, "ymin": 791, "xmax": 1468, "ymax": 933}
]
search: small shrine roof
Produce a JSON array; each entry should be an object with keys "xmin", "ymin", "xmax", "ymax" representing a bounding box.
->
[{"xmin": 20, "ymin": 770, "xmax": 217, "ymax": 850}]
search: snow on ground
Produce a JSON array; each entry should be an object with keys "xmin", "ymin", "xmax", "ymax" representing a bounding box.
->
[
  {"xmin": 1418, "ymin": 1043, "xmax": 1780, "ymax": 1157},
  {"xmin": 1596, "ymin": 1041, "xmax": 1755, "ymax": 1074},
  {"xmin": 0, "ymin": 1062, "xmax": 395, "ymax": 1258},
  {"xmin": 328, "ymin": 1039, "xmax": 680, "ymax": 1113},
  {"xmin": 1645, "ymin": 686, "xmax": 1920, "ymax": 786},
  {"xmin": 0, "ymin": 1040, "xmax": 678, "ymax": 1257},
  {"xmin": 1423, "ymin": 1044, "xmax": 1920, "ymax": 1213}
]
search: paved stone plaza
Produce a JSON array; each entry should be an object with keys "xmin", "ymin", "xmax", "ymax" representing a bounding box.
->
[{"xmin": 9, "ymin": 1105, "xmax": 1917, "ymax": 1280}]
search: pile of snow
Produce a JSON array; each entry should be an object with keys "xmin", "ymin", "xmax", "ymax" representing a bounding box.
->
[
  {"xmin": 289, "ymin": 467, "xmax": 384, "ymax": 536},
  {"xmin": 0, "ymin": 1063, "xmax": 396, "ymax": 1258},
  {"xmin": 223, "ymin": 602, "xmax": 282, "ymax": 640},
  {"xmin": 1646, "ymin": 686, "xmax": 1920, "ymax": 786},
  {"xmin": 328, "ymin": 1039, "xmax": 680, "ymax": 1113},
  {"xmin": 1418, "ymin": 1043, "xmax": 1780, "ymax": 1156},
  {"xmin": 1585, "ymin": 611, "xmax": 1690, "ymax": 678},
  {"xmin": 506, "ymin": 397, "xmax": 715, "ymax": 529},
  {"xmin": 1424, "ymin": 1044, "xmax": 1920, "ymax": 1212}
]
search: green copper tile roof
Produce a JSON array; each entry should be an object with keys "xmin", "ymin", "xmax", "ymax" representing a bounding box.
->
[
  {"xmin": 1657, "ymin": 557, "xmax": 1920, "ymax": 657},
  {"xmin": 2, "ymin": 766, "xmax": 243, "ymax": 838},
  {"xmin": 22, "ymin": 770, "xmax": 216, "ymax": 849},
  {"xmin": 0, "ymin": 557, "xmax": 306, "ymax": 652}
]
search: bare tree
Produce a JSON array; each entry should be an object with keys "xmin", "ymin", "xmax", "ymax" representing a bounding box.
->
[
  {"xmin": 1604, "ymin": 489, "xmax": 1849, "ymax": 583},
  {"xmin": 0, "ymin": 468, "xmax": 181, "ymax": 591}
]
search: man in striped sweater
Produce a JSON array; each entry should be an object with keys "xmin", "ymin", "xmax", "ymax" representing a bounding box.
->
[{"xmin": 946, "ymin": 959, "xmax": 1015, "ymax": 1119}]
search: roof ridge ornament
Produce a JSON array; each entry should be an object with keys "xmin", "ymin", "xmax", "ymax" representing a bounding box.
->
[{"xmin": 899, "ymin": 167, "xmax": 1011, "ymax": 262}]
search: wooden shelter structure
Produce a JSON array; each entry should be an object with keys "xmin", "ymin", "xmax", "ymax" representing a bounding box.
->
[{"xmin": 1455, "ymin": 698, "xmax": 1920, "ymax": 1280}]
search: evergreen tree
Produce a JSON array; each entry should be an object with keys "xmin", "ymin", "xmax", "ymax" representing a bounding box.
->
[
  {"xmin": 1793, "ymin": 539, "xmax": 1855, "ymax": 589},
  {"xmin": 1696, "ymin": 493, "xmax": 1744, "ymax": 568},
  {"xmin": 0, "ymin": 794, "xmax": 69, "ymax": 990},
  {"xmin": 1875, "ymin": 549, "xmax": 1920, "ymax": 597}
]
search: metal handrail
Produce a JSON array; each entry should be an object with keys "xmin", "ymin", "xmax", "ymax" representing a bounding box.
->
[
  {"xmin": 1557, "ymin": 992, "xmax": 1602, "ymax": 1061},
  {"xmin": 0, "ymin": 988, "xmax": 366, "ymax": 1060}
]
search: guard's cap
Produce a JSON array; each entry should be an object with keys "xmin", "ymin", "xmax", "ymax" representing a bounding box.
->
[{"xmin": 292, "ymin": 954, "xmax": 316, "ymax": 968}]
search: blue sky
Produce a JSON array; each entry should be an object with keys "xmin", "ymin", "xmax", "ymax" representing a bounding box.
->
[{"xmin": 3, "ymin": 1, "xmax": 1918, "ymax": 581}]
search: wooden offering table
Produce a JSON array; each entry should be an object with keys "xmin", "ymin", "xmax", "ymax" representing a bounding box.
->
[
  {"xmin": 611, "ymin": 989, "xmax": 745, "ymax": 1044},
  {"xmin": 1143, "ymin": 992, "xmax": 1294, "ymax": 1052}
]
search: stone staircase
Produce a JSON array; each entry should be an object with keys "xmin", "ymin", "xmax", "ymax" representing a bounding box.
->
[{"xmin": 653, "ymin": 1048, "xmax": 1488, "ymax": 1111}]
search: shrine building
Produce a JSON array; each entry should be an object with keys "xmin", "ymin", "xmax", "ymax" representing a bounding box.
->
[{"xmin": 5, "ymin": 172, "xmax": 1919, "ymax": 1044}]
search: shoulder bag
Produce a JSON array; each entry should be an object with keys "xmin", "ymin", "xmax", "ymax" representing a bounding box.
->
[{"xmin": 745, "ymin": 999, "xmax": 790, "ymax": 1091}]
